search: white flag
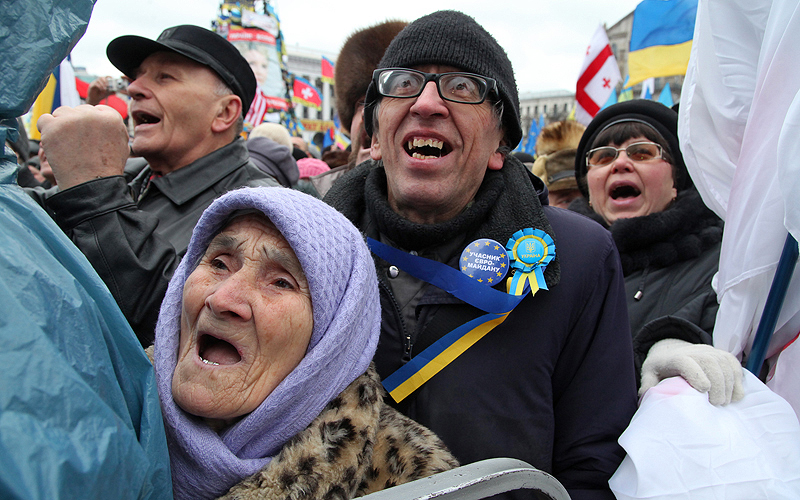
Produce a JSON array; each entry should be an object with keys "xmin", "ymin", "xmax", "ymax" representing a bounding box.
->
[
  {"xmin": 575, "ymin": 24, "xmax": 622, "ymax": 126},
  {"xmin": 678, "ymin": 0, "xmax": 800, "ymax": 417},
  {"xmin": 639, "ymin": 78, "xmax": 654, "ymax": 100},
  {"xmin": 58, "ymin": 58, "xmax": 80, "ymax": 108}
]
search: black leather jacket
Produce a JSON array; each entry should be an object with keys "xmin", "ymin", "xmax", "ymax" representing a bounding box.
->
[{"xmin": 32, "ymin": 138, "xmax": 278, "ymax": 345}]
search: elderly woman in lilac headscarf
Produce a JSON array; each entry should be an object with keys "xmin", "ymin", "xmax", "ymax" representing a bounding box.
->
[{"xmin": 152, "ymin": 187, "xmax": 457, "ymax": 500}]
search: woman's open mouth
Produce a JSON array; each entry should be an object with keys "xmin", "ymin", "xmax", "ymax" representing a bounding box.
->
[
  {"xmin": 198, "ymin": 333, "xmax": 242, "ymax": 366},
  {"xmin": 609, "ymin": 182, "xmax": 641, "ymax": 200}
]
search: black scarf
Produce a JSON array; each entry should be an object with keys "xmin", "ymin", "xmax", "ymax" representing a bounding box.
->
[
  {"xmin": 324, "ymin": 158, "xmax": 561, "ymax": 289},
  {"xmin": 569, "ymin": 187, "xmax": 723, "ymax": 275}
]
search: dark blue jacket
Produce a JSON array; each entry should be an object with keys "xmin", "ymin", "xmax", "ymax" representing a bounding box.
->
[{"xmin": 325, "ymin": 158, "xmax": 638, "ymax": 500}]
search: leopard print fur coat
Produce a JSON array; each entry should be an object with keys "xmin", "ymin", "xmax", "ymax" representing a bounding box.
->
[{"xmin": 217, "ymin": 364, "xmax": 458, "ymax": 499}]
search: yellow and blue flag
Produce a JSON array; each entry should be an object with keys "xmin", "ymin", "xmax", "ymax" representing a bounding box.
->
[
  {"xmin": 658, "ymin": 82, "xmax": 674, "ymax": 107},
  {"xmin": 628, "ymin": 0, "xmax": 697, "ymax": 86},
  {"xmin": 618, "ymin": 75, "xmax": 634, "ymax": 102},
  {"xmin": 29, "ymin": 58, "xmax": 80, "ymax": 140},
  {"xmin": 522, "ymin": 115, "xmax": 544, "ymax": 155},
  {"xmin": 332, "ymin": 115, "xmax": 351, "ymax": 150}
]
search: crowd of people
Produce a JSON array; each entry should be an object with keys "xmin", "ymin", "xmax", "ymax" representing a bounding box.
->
[{"xmin": 3, "ymin": 3, "xmax": 798, "ymax": 500}]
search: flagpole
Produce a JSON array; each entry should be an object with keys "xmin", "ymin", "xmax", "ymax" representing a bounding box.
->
[{"xmin": 745, "ymin": 233, "xmax": 799, "ymax": 376}]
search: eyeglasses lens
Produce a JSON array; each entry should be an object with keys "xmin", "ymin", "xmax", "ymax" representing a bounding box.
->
[
  {"xmin": 378, "ymin": 70, "xmax": 488, "ymax": 104},
  {"xmin": 379, "ymin": 70, "xmax": 425, "ymax": 98},
  {"xmin": 588, "ymin": 143, "xmax": 660, "ymax": 167}
]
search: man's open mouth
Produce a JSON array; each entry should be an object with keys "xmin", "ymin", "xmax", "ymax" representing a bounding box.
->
[
  {"xmin": 405, "ymin": 138, "xmax": 450, "ymax": 159},
  {"xmin": 132, "ymin": 111, "xmax": 161, "ymax": 126},
  {"xmin": 198, "ymin": 333, "xmax": 242, "ymax": 366}
]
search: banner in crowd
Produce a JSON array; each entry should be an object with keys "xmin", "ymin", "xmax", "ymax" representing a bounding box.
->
[
  {"xmin": 575, "ymin": 24, "xmax": 621, "ymax": 126},
  {"xmin": 216, "ymin": 3, "xmax": 292, "ymax": 132},
  {"xmin": 628, "ymin": 0, "xmax": 697, "ymax": 86},
  {"xmin": 321, "ymin": 56, "xmax": 334, "ymax": 85},
  {"xmin": 658, "ymin": 82, "xmax": 674, "ymax": 107},
  {"xmin": 292, "ymin": 76, "xmax": 321, "ymax": 110}
]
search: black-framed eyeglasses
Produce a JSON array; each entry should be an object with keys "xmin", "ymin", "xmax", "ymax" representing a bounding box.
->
[
  {"xmin": 372, "ymin": 68, "xmax": 497, "ymax": 104},
  {"xmin": 586, "ymin": 142, "xmax": 664, "ymax": 168}
]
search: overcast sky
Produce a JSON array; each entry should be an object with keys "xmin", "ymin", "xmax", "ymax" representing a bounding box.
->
[{"xmin": 71, "ymin": 0, "xmax": 641, "ymax": 94}]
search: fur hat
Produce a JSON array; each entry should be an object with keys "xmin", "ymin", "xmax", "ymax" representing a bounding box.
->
[
  {"xmin": 364, "ymin": 10, "xmax": 522, "ymax": 148},
  {"xmin": 334, "ymin": 20, "xmax": 407, "ymax": 135},
  {"xmin": 535, "ymin": 120, "xmax": 585, "ymax": 156},
  {"xmin": 532, "ymin": 149, "xmax": 579, "ymax": 191},
  {"xmin": 531, "ymin": 121, "xmax": 584, "ymax": 191},
  {"xmin": 574, "ymin": 99, "xmax": 689, "ymax": 199}
]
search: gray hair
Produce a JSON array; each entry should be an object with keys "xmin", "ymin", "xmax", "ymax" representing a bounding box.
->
[{"xmin": 213, "ymin": 76, "xmax": 244, "ymax": 136}]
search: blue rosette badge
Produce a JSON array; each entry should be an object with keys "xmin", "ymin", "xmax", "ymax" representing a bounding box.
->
[{"xmin": 505, "ymin": 228, "xmax": 556, "ymax": 296}]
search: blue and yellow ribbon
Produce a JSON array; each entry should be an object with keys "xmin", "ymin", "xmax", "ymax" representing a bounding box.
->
[{"xmin": 368, "ymin": 231, "xmax": 555, "ymax": 403}]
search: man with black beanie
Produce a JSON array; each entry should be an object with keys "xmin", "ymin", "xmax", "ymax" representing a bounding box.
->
[
  {"xmin": 33, "ymin": 25, "xmax": 278, "ymax": 346},
  {"xmin": 324, "ymin": 10, "xmax": 637, "ymax": 500}
]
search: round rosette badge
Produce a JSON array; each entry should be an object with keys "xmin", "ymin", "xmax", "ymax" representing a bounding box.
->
[
  {"xmin": 459, "ymin": 238, "xmax": 510, "ymax": 286},
  {"xmin": 505, "ymin": 228, "xmax": 555, "ymax": 294}
]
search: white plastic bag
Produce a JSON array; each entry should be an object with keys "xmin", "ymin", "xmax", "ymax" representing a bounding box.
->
[{"xmin": 610, "ymin": 371, "xmax": 800, "ymax": 499}]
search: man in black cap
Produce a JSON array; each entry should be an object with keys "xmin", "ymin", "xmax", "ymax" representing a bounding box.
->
[
  {"xmin": 34, "ymin": 25, "xmax": 278, "ymax": 346},
  {"xmin": 324, "ymin": 10, "xmax": 637, "ymax": 500}
]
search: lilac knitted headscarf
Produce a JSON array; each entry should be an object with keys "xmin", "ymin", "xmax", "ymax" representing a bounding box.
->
[{"xmin": 154, "ymin": 187, "xmax": 380, "ymax": 500}]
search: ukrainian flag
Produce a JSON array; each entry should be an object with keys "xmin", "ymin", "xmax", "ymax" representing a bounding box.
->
[
  {"xmin": 627, "ymin": 0, "xmax": 697, "ymax": 86},
  {"xmin": 29, "ymin": 58, "xmax": 80, "ymax": 140}
]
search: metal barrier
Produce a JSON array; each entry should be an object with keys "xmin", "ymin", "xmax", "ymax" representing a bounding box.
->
[{"xmin": 359, "ymin": 458, "xmax": 571, "ymax": 500}]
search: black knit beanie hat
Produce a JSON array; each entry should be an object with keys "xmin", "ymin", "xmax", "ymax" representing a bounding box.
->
[
  {"xmin": 574, "ymin": 99, "xmax": 690, "ymax": 198},
  {"xmin": 363, "ymin": 10, "xmax": 522, "ymax": 148}
]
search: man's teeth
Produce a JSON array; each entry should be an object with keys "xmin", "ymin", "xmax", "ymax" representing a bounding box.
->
[
  {"xmin": 409, "ymin": 138, "xmax": 444, "ymax": 149},
  {"xmin": 408, "ymin": 138, "xmax": 444, "ymax": 159},
  {"xmin": 412, "ymin": 152, "xmax": 436, "ymax": 159},
  {"xmin": 201, "ymin": 357, "xmax": 220, "ymax": 366}
]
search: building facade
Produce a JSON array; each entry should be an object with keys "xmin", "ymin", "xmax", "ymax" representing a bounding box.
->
[{"xmin": 284, "ymin": 44, "xmax": 337, "ymax": 138}]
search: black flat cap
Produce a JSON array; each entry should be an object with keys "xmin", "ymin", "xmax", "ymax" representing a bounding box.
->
[{"xmin": 107, "ymin": 25, "xmax": 256, "ymax": 115}]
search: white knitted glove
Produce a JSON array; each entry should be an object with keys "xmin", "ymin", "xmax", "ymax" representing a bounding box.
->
[{"xmin": 640, "ymin": 338, "xmax": 744, "ymax": 405}]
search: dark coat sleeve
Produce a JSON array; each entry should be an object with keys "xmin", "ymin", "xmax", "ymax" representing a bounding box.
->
[
  {"xmin": 44, "ymin": 176, "xmax": 178, "ymax": 346},
  {"xmin": 547, "ymin": 210, "xmax": 638, "ymax": 500}
]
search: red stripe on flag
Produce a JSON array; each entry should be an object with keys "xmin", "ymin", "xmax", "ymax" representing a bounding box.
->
[{"xmin": 576, "ymin": 45, "xmax": 614, "ymax": 117}]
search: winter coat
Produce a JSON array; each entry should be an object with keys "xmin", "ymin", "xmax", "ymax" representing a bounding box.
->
[
  {"xmin": 324, "ymin": 158, "xmax": 638, "ymax": 500},
  {"xmin": 28, "ymin": 138, "xmax": 278, "ymax": 346},
  {"xmin": 570, "ymin": 188, "xmax": 723, "ymax": 375},
  {"xmin": 219, "ymin": 365, "xmax": 458, "ymax": 500},
  {"xmin": 246, "ymin": 136, "xmax": 299, "ymax": 187}
]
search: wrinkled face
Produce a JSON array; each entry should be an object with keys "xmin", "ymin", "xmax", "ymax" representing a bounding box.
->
[
  {"xmin": 126, "ymin": 52, "xmax": 233, "ymax": 172},
  {"xmin": 172, "ymin": 214, "xmax": 313, "ymax": 425},
  {"xmin": 370, "ymin": 64, "xmax": 505, "ymax": 224},
  {"xmin": 586, "ymin": 136, "xmax": 677, "ymax": 224},
  {"xmin": 244, "ymin": 49, "xmax": 269, "ymax": 88}
]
